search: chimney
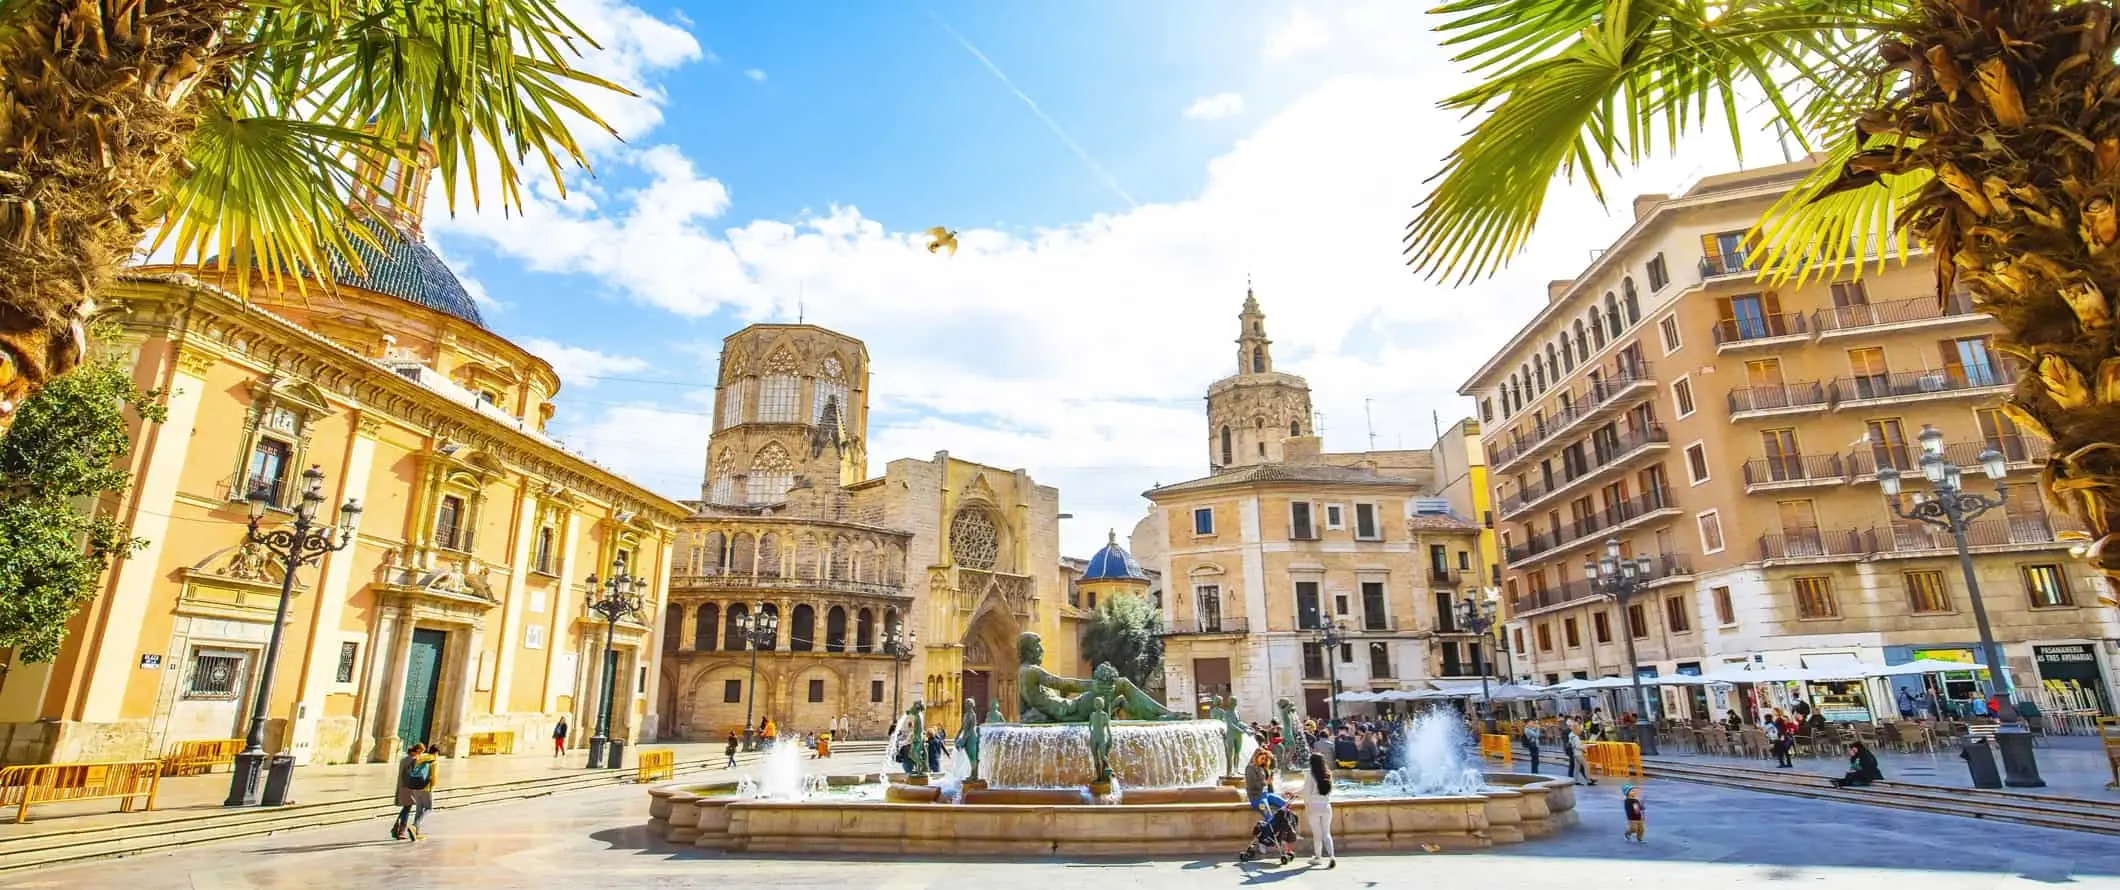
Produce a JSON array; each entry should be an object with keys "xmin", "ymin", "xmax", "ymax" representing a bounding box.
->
[
  {"xmin": 1283, "ymin": 436, "xmax": 1324, "ymax": 465},
  {"xmin": 1632, "ymin": 193, "xmax": 1668, "ymax": 221},
  {"xmin": 1546, "ymin": 280, "xmax": 1575, "ymax": 303}
]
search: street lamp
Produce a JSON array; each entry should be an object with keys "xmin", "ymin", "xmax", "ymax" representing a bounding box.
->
[
  {"xmin": 225, "ymin": 466, "xmax": 361, "ymax": 807},
  {"xmin": 1876, "ymin": 424, "xmax": 2018, "ymax": 718},
  {"xmin": 1315, "ymin": 618, "xmax": 1348, "ymax": 724},
  {"xmin": 582, "ymin": 554, "xmax": 648, "ymax": 769},
  {"xmin": 1458, "ymin": 591, "xmax": 1499, "ymax": 732},
  {"xmin": 1583, "ymin": 538, "xmax": 1660, "ymax": 756},
  {"xmin": 885, "ymin": 625, "xmax": 917, "ymax": 722},
  {"xmin": 736, "ymin": 603, "xmax": 779, "ymax": 750}
]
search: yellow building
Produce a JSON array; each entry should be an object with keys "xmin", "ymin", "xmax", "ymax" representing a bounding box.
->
[
  {"xmin": 660, "ymin": 323, "xmax": 1086, "ymax": 738},
  {"xmin": 1461, "ymin": 157, "xmax": 2120, "ymax": 721},
  {"xmin": 0, "ymin": 150, "xmax": 685, "ymax": 765},
  {"xmin": 1145, "ymin": 292, "xmax": 1487, "ymax": 723}
]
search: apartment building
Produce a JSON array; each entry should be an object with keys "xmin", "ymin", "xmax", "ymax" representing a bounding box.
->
[
  {"xmin": 1144, "ymin": 290, "xmax": 1486, "ymax": 723},
  {"xmin": 1457, "ymin": 158, "xmax": 2120, "ymax": 723}
]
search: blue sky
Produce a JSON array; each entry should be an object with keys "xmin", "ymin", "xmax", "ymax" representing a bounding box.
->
[{"xmin": 415, "ymin": 1, "xmax": 1753, "ymax": 557}]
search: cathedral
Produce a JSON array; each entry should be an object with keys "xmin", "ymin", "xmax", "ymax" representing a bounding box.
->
[{"xmin": 655, "ymin": 325, "xmax": 1093, "ymax": 739}]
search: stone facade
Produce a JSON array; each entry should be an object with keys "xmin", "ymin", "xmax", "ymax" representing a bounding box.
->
[{"xmin": 1206, "ymin": 290, "xmax": 1314, "ymax": 472}]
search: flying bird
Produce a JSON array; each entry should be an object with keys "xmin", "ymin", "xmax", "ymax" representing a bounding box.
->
[{"xmin": 925, "ymin": 227, "xmax": 959, "ymax": 256}]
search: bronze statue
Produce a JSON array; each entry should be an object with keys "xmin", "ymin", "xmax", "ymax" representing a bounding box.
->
[
  {"xmin": 1087, "ymin": 697, "xmax": 1114, "ymax": 785},
  {"xmin": 1275, "ymin": 697, "xmax": 1301, "ymax": 768},
  {"xmin": 956, "ymin": 697, "xmax": 982, "ymax": 781},
  {"xmin": 988, "ymin": 699, "xmax": 1006, "ymax": 725},
  {"xmin": 905, "ymin": 701, "xmax": 928, "ymax": 778},
  {"xmin": 1016, "ymin": 631, "xmax": 1183, "ymax": 723},
  {"xmin": 1217, "ymin": 695, "xmax": 1246, "ymax": 778}
]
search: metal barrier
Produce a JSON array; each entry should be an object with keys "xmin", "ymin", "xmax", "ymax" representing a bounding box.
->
[
  {"xmin": 636, "ymin": 748, "xmax": 675, "ymax": 784},
  {"xmin": 1585, "ymin": 741, "xmax": 1642, "ymax": 778},
  {"xmin": 160, "ymin": 738, "xmax": 243, "ymax": 777},
  {"xmin": 1478, "ymin": 733, "xmax": 1514, "ymax": 766},
  {"xmin": 469, "ymin": 731, "xmax": 516, "ymax": 756},
  {"xmin": 0, "ymin": 760, "xmax": 162, "ymax": 823}
]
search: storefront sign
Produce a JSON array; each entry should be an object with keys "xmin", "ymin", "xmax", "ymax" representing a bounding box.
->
[
  {"xmin": 1913, "ymin": 648, "xmax": 1976, "ymax": 663},
  {"xmin": 2036, "ymin": 645, "xmax": 2097, "ymax": 665},
  {"xmin": 137, "ymin": 654, "xmax": 161, "ymax": 670}
]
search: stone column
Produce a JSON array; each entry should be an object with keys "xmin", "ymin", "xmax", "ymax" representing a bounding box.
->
[
  {"xmin": 365, "ymin": 607, "xmax": 413, "ymax": 762},
  {"xmin": 490, "ymin": 486, "xmax": 540, "ymax": 715}
]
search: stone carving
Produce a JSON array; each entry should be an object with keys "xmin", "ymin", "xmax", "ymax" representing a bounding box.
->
[
  {"xmin": 713, "ymin": 447, "xmax": 736, "ymax": 475},
  {"xmin": 753, "ymin": 442, "xmax": 795, "ymax": 472},
  {"xmin": 221, "ymin": 540, "xmax": 273, "ymax": 582},
  {"xmin": 956, "ymin": 697, "xmax": 981, "ymax": 781},
  {"xmin": 720, "ymin": 347, "xmax": 747, "ymax": 382},
  {"xmin": 958, "ymin": 568, "xmax": 1031, "ymax": 618},
  {"xmin": 820, "ymin": 356, "xmax": 844, "ymax": 379},
  {"xmin": 765, "ymin": 346, "xmax": 801, "ymax": 375},
  {"xmin": 1015, "ymin": 632, "xmax": 1184, "ymax": 724},
  {"xmin": 965, "ymin": 636, "xmax": 991, "ymax": 666},
  {"xmin": 961, "ymin": 473, "xmax": 997, "ymax": 505},
  {"xmin": 949, "ymin": 508, "xmax": 999, "ymax": 570}
]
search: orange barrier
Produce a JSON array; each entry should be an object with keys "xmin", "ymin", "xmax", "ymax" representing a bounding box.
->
[
  {"xmin": 159, "ymin": 739, "xmax": 242, "ymax": 777},
  {"xmin": 636, "ymin": 748, "xmax": 676, "ymax": 784},
  {"xmin": 1478, "ymin": 733, "xmax": 1515, "ymax": 766},
  {"xmin": 1585, "ymin": 741, "xmax": 1642, "ymax": 778},
  {"xmin": 0, "ymin": 761, "xmax": 162, "ymax": 823},
  {"xmin": 469, "ymin": 731, "xmax": 516, "ymax": 755}
]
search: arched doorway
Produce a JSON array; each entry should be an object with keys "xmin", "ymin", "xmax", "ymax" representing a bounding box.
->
[{"xmin": 961, "ymin": 606, "xmax": 1021, "ymax": 723}]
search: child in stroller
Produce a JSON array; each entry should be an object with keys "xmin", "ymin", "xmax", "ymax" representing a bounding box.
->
[{"xmin": 1238, "ymin": 791, "xmax": 1299, "ymax": 864}]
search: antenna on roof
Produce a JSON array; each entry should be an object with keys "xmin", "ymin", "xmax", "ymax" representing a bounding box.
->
[
  {"xmin": 797, "ymin": 281, "xmax": 805, "ymax": 324},
  {"xmin": 1364, "ymin": 398, "xmax": 1378, "ymax": 450}
]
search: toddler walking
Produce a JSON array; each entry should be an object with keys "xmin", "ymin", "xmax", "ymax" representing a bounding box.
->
[{"xmin": 1622, "ymin": 784, "xmax": 1645, "ymax": 843}]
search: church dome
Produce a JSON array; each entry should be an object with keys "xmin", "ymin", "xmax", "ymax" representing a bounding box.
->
[
  {"xmin": 1080, "ymin": 529, "xmax": 1148, "ymax": 582},
  {"xmin": 324, "ymin": 217, "xmax": 486, "ymax": 328}
]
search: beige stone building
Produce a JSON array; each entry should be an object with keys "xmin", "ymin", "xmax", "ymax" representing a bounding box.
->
[
  {"xmin": 1145, "ymin": 292, "xmax": 1486, "ymax": 724},
  {"xmin": 659, "ymin": 324, "xmax": 1087, "ymax": 739},
  {"xmin": 1460, "ymin": 157, "xmax": 2120, "ymax": 722},
  {"xmin": 0, "ymin": 147, "xmax": 686, "ymax": 764}
]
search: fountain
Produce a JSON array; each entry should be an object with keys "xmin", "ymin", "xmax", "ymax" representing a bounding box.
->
[{"xmin": 646, "ymin": 634, "xmax": 1577, "ymax": 855}]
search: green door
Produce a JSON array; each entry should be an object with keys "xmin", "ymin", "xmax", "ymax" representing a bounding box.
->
[{"xmin": 398, "ymin": 629, "xmax": 446, "ymax": 749}]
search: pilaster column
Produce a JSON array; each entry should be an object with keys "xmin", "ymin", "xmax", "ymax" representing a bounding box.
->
[
  {"xmin": 444, "ymin": 624, "xmax": 484, "ymax": 757},
  {"xmin": 365, "ymin": 607, "xmax": 413, "ymax": 761},
  {"xmin": 490, "ymin": 485, "xmax": 540, "ymax": 712},
  {"xmin": 291, "ymin": 414, "xmax": 380, "ymax": 765}
]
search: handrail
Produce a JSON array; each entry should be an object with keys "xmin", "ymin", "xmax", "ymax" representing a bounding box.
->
[
  {"xmin": 1813, "ymin": 292, "xmax": 1980, "ymax": 333},
  {"xmin": 672, "ymin": 573, "xmax": 909, "ymax": 598},
  {"xmin": 1161, "ymin": 616, "xmax": 1250, "ymax": 636},
  {"xmin": 1498, "ymin": 423, "xmax": 1669, "ymax": 518},
  {"xmin": 1712, "ymin": 310, "xmax": 1809, "ymax": 346},
  {"xmin": 1726, "ymin": 381, "xmax": 1831, "ymax": 414},
  {"xmin": 1830, "ymin": 361, "xmax": 2023, "ymax": 402},
  {"xmin": 1742, "ymin": 453, "xmax": 1847, "ymax": 486}
]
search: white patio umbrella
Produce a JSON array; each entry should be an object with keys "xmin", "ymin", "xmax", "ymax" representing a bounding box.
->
[{"xmin": 1862, "ymin": 658, "xmax": 1990, "ymax": 678}]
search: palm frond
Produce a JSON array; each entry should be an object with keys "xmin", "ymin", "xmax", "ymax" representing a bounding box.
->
[{"xmin": 1749, "ymin": 133, "xmax": 1931, "ymax": 286}]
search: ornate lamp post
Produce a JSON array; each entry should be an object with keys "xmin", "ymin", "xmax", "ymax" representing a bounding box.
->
[
  {"xmin": 1583, "ymin": 538, "xmax": 1660, "ymax": 756},
  {"xmin": 226, "ymin": 466, "xmax": 361, "ymax": 807},
  {"xmin": 582, "ymin": 554, "xmax": 647, "ymax": 769},
  {"xmin": 1458, "ymin": 591, "xmax": 1499, "ymax": 732},
  {"xmin": 1315, "ymin": 618, "xmax": 1348, "ymax": 724},
  {"xmin": 886, "ymin": 625, "xmax": 917, "ymax": 721},
  {"xmin": 1876, "ymin": 424, "xmax": 2018, "ymax": 717},
  {"xmin": 737, "ymin": 603, "xmax": 779, "ymax": 750}
]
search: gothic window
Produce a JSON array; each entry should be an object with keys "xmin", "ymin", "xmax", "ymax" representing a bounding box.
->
[
  {"xmin": 717, "ymin": 379, "xmax": 749, "ymax": 430},
  {"xmin": 813, "ymin": 357, "xmax": 849, "ymax": 426},
  {"xmin": 1220, "ymin": 426, "xmax": 1232, "ymax": 465},
  {"xmin": 746, "ymin": 443, "xmax": 795, "ymax": 505},
  {"xmin": 950, "ymin": 508, "xmax": 1000, "ymax": 570},
  {"xmin": 758, "ymin": 374, "xmax": 799, "ymax": 423},
  {"xmin": 1251, "ymin": 347, "xmax": 1265, "ymax": 373},
  {"xmin": 1289, "ymin": 420, "xmax": 1300, "ymax": 437},
  {"xmin": 710, "ymin": 447, "xmax": 739, "ymax": 504}
]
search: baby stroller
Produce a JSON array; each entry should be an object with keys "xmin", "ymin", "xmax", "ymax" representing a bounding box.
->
[{"xmin": 1238, "ymin": 796, "xmax": 1298, "ymax": 864}]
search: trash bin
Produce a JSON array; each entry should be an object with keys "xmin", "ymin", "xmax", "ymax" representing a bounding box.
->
[
  {"xmin": 260, "ymin": 753, "xmax": 297, "ymax": 805},
  {"xmin": 1994, "ymin": 729, "xmax": 2047, "ymax": 788},
  {"xmin": 606, "ymin": 739, "xmax": 627, "ymax": 770},
  {"xmin": 1960, "ymin": 739, "xmax": 2002, "ymax": 789}
]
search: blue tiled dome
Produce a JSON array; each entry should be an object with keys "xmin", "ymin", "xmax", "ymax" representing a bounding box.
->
[
  {"xmin": 325, "ymin": 218, "xmax": 486, "ymax": 328},
  {"xmin": 1081, "ymin": 529, "xmax": 1148, "ymax": 582}
]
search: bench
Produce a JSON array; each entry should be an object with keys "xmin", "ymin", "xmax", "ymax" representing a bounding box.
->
[
  {"xmin": 160, "ymin": 739, "xmax": 243, "ymax": 777},
  {"xmin": 468, "ymin": 731, "xmax": 516, "ymax": 756},
  {"xmin": 0, "ymin": 761, "xmax": 162, "ymax": 823},
  {"xmin": 636, "ymin": 748, "xmax": 675, "ymax": 783}
]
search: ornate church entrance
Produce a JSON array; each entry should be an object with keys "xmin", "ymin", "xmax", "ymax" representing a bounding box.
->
[
  {"xmin": 963, "ymin": 670, "xmax": 990, "ymax": 723},
  {"xmin": 961, "ymin": 609, "xmax": 1019, "ymax": 723}
]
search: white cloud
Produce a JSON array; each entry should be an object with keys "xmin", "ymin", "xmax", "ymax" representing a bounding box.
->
[
  {"xmin": 745, "ymin": 68, "xmax": 767, "ymax": 81},
  {"xmin": 1264, "ymin": 6, "xmax": 1329, "ymax": 58},
  {"xmin": 517, "ymin": 338, "xmax": 650, "ymax": 388},
  {"xmin": 1182, "ymin": 92, "xmax": 1246, "ymax": 121},
  {"xmin": 436, "ymin": 2, "xmax": 1753, "ymax": 554}
]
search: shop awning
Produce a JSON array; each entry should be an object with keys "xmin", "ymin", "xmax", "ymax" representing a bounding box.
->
[
  {"xmin": 1800, "ymin": 653, "xmax": 1868, "ymax": 680},
  {"xmin": 1864, "ymin": 658, "xmax": 1990, "ymax": 678},
  {"xmin": 1701, "ymin": 666, "xmax": 1818, "ymax": 684},
  {"xmin": 1334, "ymin": 690, "xmax": 1382, "ymax": 703}
]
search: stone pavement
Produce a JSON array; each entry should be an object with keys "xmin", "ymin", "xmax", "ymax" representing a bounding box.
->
[
  {"xmin": 0, "ymin": 739, "xmax": 887, "ymax": 841},
  {"xmin": 14, "ymin": 765, "xmax": 2120, "ymax": 888},
  {"xmin": 1630, "ymin": 734, "xmax": 2119, "ymax": 801}
]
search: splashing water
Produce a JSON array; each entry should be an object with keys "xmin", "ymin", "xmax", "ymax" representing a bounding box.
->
[
  {"xmin": 735, "ymin": 741, "xmax": 828, "ymax": 801},
  {"xmin": 978, "ymin": 721, "xmax": 1226, "ymax": 790},
  {"xmin": 1379, "ymin": 710, "xmax": 1485, "ymax": 796}
]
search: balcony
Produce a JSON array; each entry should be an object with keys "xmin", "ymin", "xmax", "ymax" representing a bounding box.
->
[
  {"xmin": 1830, "ymin": 362, "xmax": 2020, "ymax": 409},
  {"xmin": 1430, "ymin": 565, "xmax": 1467, "ymax": 587},
  {"xmin": 1814, "ymin": 293, "xmax": 1983, "ymax": 338},
  {"xmin": 1865, "ymin": 515, "xmax": 2075, "ymax": 559},
  {"xmin": 1726, "ymin": 381, "xmax": 1832, "ymax": 420},
  {"xmin": 1497, "ymin": 423, "xmax": 1669, "ymax": 519},
  {"xmin": 1505, "ymin": 487, "xmax": 1682, "ymax": 568},
  {"xmin": 1712, "ymin": 311, "xmax": 1811, "ymax": 352},
  {"xmin": 1742, "ymin": 453, "xmax": 1849, "ymax": 493},
  {"xmin": 1506, "ymin": 554, "xmax": 1693, "ymax": 616},
  {"xmin": 1488, "ymin": 361, "xmax": 1658, "ymax": 472},
  {"xmin": 1163, "ymin": 616, "xmax": 1250, "ymax": 636},
  {"xmin": 673, "ymin": 572, "xmax": 909, "ymax": 599},
  {"xmin": 1359, "ymin": 615, "xmax": 1400, "ymax": 633},
  {"xmin": 1757, "ymin": 528, "xmax": 1867, "ymax": 562},
  {"xmin": 1699, "ymin": 253, "xmax": 1759, "ymax": 281},
  {"xmin": 1944, "ymin": 435, "xmax": 2049, "ymax": 470}
]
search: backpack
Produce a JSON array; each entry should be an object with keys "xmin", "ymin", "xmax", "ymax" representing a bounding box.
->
[{"xmin": 406, "ymin": 759, "xmax": 433, "ymax": 790}]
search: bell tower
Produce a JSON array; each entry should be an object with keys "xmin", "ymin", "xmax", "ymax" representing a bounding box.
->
[
  {"xmin": 701, "ymin": 325, "xmax": 870, "ymax": 506},
  {"xmin": 1204, "ymin": 286, "xmax": 1314, "ymax": 472}
]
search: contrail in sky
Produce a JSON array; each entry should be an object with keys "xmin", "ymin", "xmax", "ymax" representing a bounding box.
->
[{"xmin": 924, "ymin": 8, "xmax": 1140, "ymax": 209}]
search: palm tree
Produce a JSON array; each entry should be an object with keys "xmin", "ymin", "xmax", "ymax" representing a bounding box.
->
[
  {"xmin": 1405, "ymin": 0, "xmax": 2120, "ymax": 579},
  {"xmin": 0, "ymin": 0, "xmax": 626, "ymax": 424}
]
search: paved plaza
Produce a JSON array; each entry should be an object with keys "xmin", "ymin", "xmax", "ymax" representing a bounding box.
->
[{"xmin": 15, "ymin": 758, "xmax": 2120, "ymax": 889}]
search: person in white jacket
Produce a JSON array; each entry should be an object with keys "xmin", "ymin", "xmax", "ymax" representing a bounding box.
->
[{"xmin": 1305, "ymin": 752, "xmax": 1337, "ymax": 868}]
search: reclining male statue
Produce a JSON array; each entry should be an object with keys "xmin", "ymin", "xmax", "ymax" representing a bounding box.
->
[{"xmin": 1014, "ymin": 631, "xmax": 1184, "ymax": 723}]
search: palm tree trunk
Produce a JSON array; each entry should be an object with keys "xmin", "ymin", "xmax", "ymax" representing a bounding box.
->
[
  {"xmin": 1853, "ymin": 0, "xmax": 2120, "ymax": 583},
  {"xmin": 0, "ymin": 0, "xmax": 239, "ymax": 419}
]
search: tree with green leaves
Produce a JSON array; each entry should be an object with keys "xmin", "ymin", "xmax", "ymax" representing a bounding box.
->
[
  {"xmin": 1080, "ymin": 592, "xmax": 1165, "ymax": 691},
  {"xmin": 0, "ymin": 359, "xmax": 164, "ymax": 662},
  {"xmin": 1405, "ymin": 0, "xmax": 2120, "ymax": 583},
  {"xmin": 0, "ymin": 0, "xmax": 628, "ymax": 422}
]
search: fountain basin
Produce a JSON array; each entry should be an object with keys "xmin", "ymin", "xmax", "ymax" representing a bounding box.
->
[
  {"xmin": 978, "ymin": 720, "xmax": 1228, "ymax": 790},
  {"xmin": 647, "ymin": 772, "xmax": 1576, "ymax": 856}
]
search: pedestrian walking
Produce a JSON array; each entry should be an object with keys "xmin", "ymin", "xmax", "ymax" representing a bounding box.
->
[
  {"xmin": 1767, "ymin": 713, "xmax": 1794, "ymax": 768},
  {"xmin": 1304, "ymin": 752, "xmax": 1336, "ymax": 869},
  {"xmin": 724, "ymin": 731, "xmax": 739, "ymax": 769},
  {"xmin": 1621, "ymin": 784, "xmax": 1645, "ymax": 843},
  {"xmin": 551, "ymin": 717, "xmax": 569, "ymax": 757},
  {"xmin": 1522, "ymin": 720, "xmax": 1543, "ymax": 775},
  {"xmin": 816, "ymin": 731, "xmax": 832, "ymax": 759},
  {"xmin": 391, "ymin": 743, "xmax": 438, "ymax": 841},
  {"xmin": 1564, "ymin": 722, "xmax": 1597, "ymax": 786}
]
